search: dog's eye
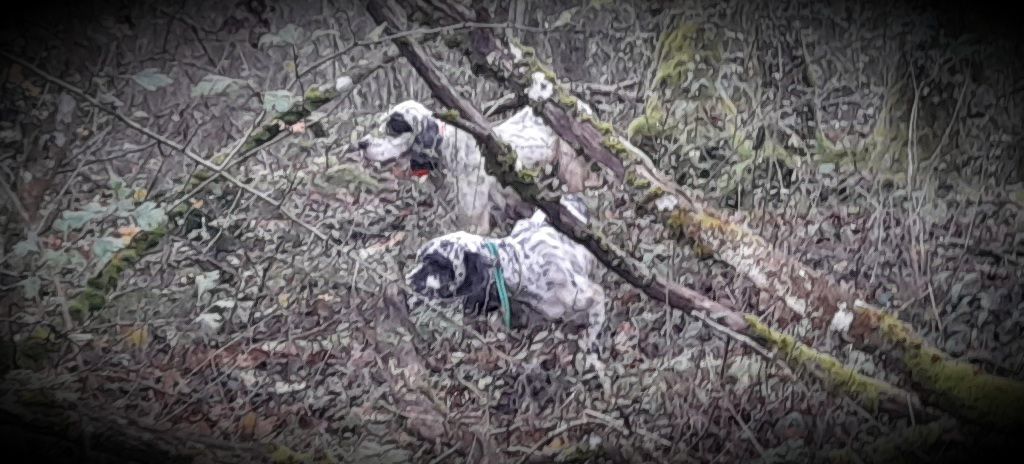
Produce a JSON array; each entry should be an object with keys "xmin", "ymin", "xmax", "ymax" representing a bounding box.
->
[{"xmin": 387, "ymin": 115, "xmax": 413, "ymax": 135}]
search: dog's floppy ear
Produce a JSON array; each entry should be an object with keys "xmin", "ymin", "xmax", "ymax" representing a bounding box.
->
[
  {"xmin": 458, "ymin": 249, "xmax": 498, "ymax": 314},
  {"xmin": 412, "ymin": 118, "xmax": 442, "ymax": 159}
]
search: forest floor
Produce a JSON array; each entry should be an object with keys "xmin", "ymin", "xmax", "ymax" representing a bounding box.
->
[{"xmin": 1, "ymin": 0, "xmax": 1022, "ymax": 463}]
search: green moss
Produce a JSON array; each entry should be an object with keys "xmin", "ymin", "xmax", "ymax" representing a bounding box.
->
[
  {"xmin": 438, "ymin": 109, "xmax": 460, "ymax": 122},
  {"xmin": 652, "ymin": 23, "xmax": 698, "ymax": 88},
  {"xmin": 120, "ymin": 248, "xmax": 141, "ymax": 264},
  {"xmin": 553, "ymin": 85, "xmax": 579, "ymax": 110},
  {"xmin": 191, "ymin": 171, "xmax": 211, "ymax": 183},
  {"xmin": 278, "ymin": 111, "xmax": 305, "ymax": 125},
  {"xmin": 625, "ymin": 170, "xmax": 652, "ymax": 190},
  {"xmin": 601, "ymin": 135, "xmax": 628, "ymax": 156},
  {"xmin": 580, "ymin": 113, "xmax": 615, "ymax": 136},
  {"xmin": 745, "ymin": 315, "xmax": 888, "ymax": 411},
  {"xmin": 536, "ymin": 66, "xmax": 557, "ymax": 84},
  {"xmin": 70, "ymin": 288, "xmax": 106, "ymax": 319},
  {"xmin": 303, "ymin": 85, "xmax": 336, "ymax": 106},
  {"xmin": 241, "ymin": 126, "xmax": 282, "ymax": 154},
  {"xmin": 627, "ymin": 96, "xmax": 668, "ymax": 141},
  {"xmin": 872, "ymin": 310, "xmax": 1024, "ymax": 429}
]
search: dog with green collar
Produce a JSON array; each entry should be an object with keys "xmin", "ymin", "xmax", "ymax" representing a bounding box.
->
[{"xmin": 405, "ymin": 208, "xmax": 607, "ymax": 365}]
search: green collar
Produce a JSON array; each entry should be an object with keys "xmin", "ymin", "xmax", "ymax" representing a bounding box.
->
[{"xmin": 484, "ymin": 242, "xmax": 512, "ymax": 328}]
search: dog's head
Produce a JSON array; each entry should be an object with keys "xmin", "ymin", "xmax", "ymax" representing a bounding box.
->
[
  {"xmin": 351, "ymin": 100, "xmax": 444, "ymax": 167},
  {"xmin": 405, "ymin": 231, "xmax": 495, "ymax": 300}
]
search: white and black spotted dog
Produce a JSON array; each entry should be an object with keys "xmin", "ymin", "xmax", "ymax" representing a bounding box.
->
[
  {"xmin": 346, "ymin": 72, "xmax": 598, "ymax": 234},
  {"xmin": 405, "ymin": 206, "xmax": 608, "ymax": 374}
]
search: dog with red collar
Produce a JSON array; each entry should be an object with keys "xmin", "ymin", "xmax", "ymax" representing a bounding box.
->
[{"xmin": 348, "ymin": 99, "xmax": 596, "ymax": 234}]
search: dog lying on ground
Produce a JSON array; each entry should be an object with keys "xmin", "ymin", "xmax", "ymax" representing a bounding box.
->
[
  {"xmin": 346, "ymin": 73, "xmax": 599, "ymax": 234},
  {"xmin": 405, "ymin": 207, "xmax": 607, "ymax": 372}
]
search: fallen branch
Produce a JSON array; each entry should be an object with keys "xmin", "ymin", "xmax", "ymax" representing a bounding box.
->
[
  {"xmin": 365, "ymin": 0, "xmax": 932, "ymax": 423},
  {"xmin": 380, "ymin": 0, "xmax": 1024, "ymax": 431}
]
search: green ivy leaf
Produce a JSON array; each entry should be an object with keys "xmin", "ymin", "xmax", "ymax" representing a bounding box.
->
[
  {"xmin": 258, "ymin": 24, "xmax": 305, "ymax": 49},
  {"xmin": 262, "ymin": 90, "xmax": 296, "ymax": 113},
  {"xmin": 109, "ymin": 174, "xmax": 132, "ymax": 200},
  {"xmin": 92, "ymin": 237, "xmax": 125, "ymax": 269},
  {"xmin": 131, "ymin": 68, "xmax": 174, "ymax": 91},
  {"xmin": 54, "ymin": 202, "xmax": 109, "ymax": 232},
  {"xmin": 195, "ymin": 270, "xmax": 220, "ymax": 303},
  {"xmin": 12, "ymin": 234, "xmax": 40, "ymax": 257},
  {"xmin": 20, "ymin": 276, "xmax": 41, "ymax": 300},
  {"xmin": 41, "ymin": 249, "xmax": 70, "ymax": 269},
  {"xmin": 191, "ymin": 74, "xmax": 248, "ymax": 98},
  {"xmin": 132, "ymin": 201, "xmax": 167, "ymax": 231}
]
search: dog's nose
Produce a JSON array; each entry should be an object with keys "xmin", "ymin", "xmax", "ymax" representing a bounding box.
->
[{"xmin": 357, "ymin": 139, "xmax": 369, "ymax": 150}]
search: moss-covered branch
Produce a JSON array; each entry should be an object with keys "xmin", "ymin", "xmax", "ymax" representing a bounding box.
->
[
  {"xmin": 744, "ymin": 315, "xmax": 930, "ymax": 419},
  {"xmin": 853, "ymin": 302, "xmax": 1024, "ymax": 429}
]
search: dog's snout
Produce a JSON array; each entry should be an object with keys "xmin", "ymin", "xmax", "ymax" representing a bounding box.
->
[{"xmin": 357, "ymin": 139, "xmax": 369, "ymax": 150}]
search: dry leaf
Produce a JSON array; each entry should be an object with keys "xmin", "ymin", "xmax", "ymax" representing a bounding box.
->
[
  {"xmin": 254, "ymin": 415, "xmax": 279, "ymax": 439},
  {"xmin": 122, "ymin": 324, "xmax": 150, "ymax": 349},
  {"xmin": 118, "ymin": 225, "xmax": 142, "ymax": 244},
  {"xmin": 133, "ymin": 188, "xmax": 148, "ymax": 203},
  {"xmin": 239, "ymin": 412, "xmax": 258, "ymax": 438},
  {"xmin": 543, "ymin": 436, "xmax": 567, "ymax": 453},
  {"xmin": 289, "ymin": 121, "xmax": 306, "ymax": 134}
]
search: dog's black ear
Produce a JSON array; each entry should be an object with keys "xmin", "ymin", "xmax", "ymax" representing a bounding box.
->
[
  {"xmin": 412, "ymin": 118, "xmax": 442, "ymax": 159},
  {"xmin": 387, "ymin": 113, "xmax": 413, "ymax": 134},
  {"xmin": 458, "ymin": 250, "xmax": 497, "ymax": 315}
]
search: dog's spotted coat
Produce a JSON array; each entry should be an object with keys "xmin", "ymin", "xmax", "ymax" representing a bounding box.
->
[
  {"xmin": 349, "ymin": 73, "xmax": 597, "ymax": 233},
  {"xmin": 405, "ymin": 208, "xmax": 606, "ymax": 359}
]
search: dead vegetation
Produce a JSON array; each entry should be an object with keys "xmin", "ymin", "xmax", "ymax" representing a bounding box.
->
[{"xmin": 1, "ymin": 0, "xmax": 1022, "ymax": 463}]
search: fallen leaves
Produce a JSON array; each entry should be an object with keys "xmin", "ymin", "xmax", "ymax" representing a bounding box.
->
[
  {"xmin": 118, "ymin": 225, "xmax": 142, "ymax": 244},
  {"xmin": 120, "ymin": 324, "xmax": 150, "ymax": 349}
]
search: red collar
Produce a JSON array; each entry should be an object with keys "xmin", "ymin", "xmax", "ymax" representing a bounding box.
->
[{"xmin": 410, "ymin": 120, "xmax": 443, "ymax": 179}]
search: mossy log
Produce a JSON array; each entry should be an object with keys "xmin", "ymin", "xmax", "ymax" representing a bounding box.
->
[
  {"xmin": 376, "ymin": 0, "xmax": 1024, "ymax": 431},
  {"xmin": 65, "ymin": 50, "xmax": 396, "ymax": 320},
  {"xmin": 366, "ymin": 0, "xmax": 929, "ymax": 423}
]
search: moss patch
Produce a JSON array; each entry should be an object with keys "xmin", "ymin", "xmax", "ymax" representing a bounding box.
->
[
  {"xmin": 627, "ymin": 96, "xmax": 668, "ymax": 141},
  {"xmin": 652, "ymin": 23, "xmax": 699, "ymax": 88},
  {"xmin": 870, "ymin": 308, "xmax": 1024, "ymax": 429},
  {"xmin": 745, "ymin": 315, "xmax": 893, "ymax": 412}
]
